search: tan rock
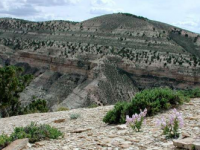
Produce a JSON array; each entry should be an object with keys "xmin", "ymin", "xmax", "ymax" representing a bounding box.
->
[
  {"xmin": 54, "ymin": 119, "xmax": 66, "ymax": 123},
  {"xmin": 186, "ymin": 115, "xmax": 200, "ymax": 120},
  {"xmin": 3, "ymin": 138, "xmax": 29, "ymax": 150},
  {"xmin": 116, "ymin": 124, "xmax": 127, "ymax": 130},
  {"xmin": 70, "ymin": 128, "xmax": 92, "ymax": 133},
  {"xmin": 34, "ymin": 141, "xmax": 46, "ymax": 147},
  {"xmin": 182, "ymin": 132, "xmax": 191, "ymax": 139},
  {"xmin": 173, "ymin": 138, "xmax": 200, "ymax": 150}
]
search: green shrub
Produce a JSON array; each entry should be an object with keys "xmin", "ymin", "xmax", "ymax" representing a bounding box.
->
[
  {"xmin": 0, "ymin": 134, "xmax": 12, "ymax": 149},
  {"xmin": 70, "ymin": 113, "xmax": 80, "ymax": 120},
  {"xmin": 56, "ymin": 107, "xmax": 69, "ymax": 111},
  {"xmin": 103, "ymin": 88, "xmax": 188, "ymax": 124},
  {"xmin": 22, "ymin": 99, "xmax": 48, "ymax": 114},
  {"xmin": 103, "ymin": 102, "xmax": 129, "ymax": 124},
  {"xmin": 10, "ymin": 122, "xmax": 63, "ymax": 143},
  {"xmin": 88, "ymin": 103, "xmax": 99, "ymax": 108},
  {"xmin": 180, "ymin": 88, "xmax": 200, "ymax": 98}
]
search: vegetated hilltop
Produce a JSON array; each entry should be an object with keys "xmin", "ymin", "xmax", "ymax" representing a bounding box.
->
[{"xmin": 0, "ymin": 13, "xmax": 200, "ymax": 110}]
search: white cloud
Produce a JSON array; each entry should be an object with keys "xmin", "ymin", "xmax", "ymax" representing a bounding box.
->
[
  {"xmin": 0, "ymin": 0, "xmax": 199, "ymax": 33},
  {"xmin": 91, "ymin": 0, "xmax": 115, "ymax": 6},
  {"xmin": 90, "ymin": 7, "xmax": 122, "ymax": 14},
  {"xmin": 24, "ymin": 0, "xmax": 80, "ymax": 6}
]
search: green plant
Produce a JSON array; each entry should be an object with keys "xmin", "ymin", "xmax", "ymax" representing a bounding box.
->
[
  {"xmin": 126, "ymin": 108, "xmax": 147, "ymax": 132},
  {"xmin": 70, "ymin": 113, "xmax": 80, "ymax": 120},
  {"xmin": 88, "ymin": 103, "xmax": 98, "ymax": 108},
  {"xmin": 156, "ymin": 109, "xmax": 184, "ymax": 139},
  {"xmin": 57, "ymin": 107, "xmax": 69, "ymax": 111},
  {"xmin": 10, "ymin": 122, "xmax": 63, "ymax": 143},
  {"xmin": 103, "ymin": 102, "xmax": 129, "ymax": 124},
  {"xmin": 22, "ymin": 99, "xmax": 48, "ymax": 114},
  {"xmin": 0, "ymin": 134, "xmax": 12, "ymax": 149},
  {"xmin": 179, "ymin": 88, "xmax": 200, "ymax": 98},
  {"xmin": 103, "ymin": 88, "xmax": 187, "ymax": 124},
  {"xmin": 0, "ymin": 66, "xmax": 33, "ymax": 117}
]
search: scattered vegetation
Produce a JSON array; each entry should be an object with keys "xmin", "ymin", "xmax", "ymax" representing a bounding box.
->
[
  {"xmin": 118, "ymin": 13, "xmax": 148, "ymax": 20},
  {"xmin": 88, "ymin": 103, "xmax": 99, "ymax": 108},
  {"xmin": 22, "ymin": 99, "xmax": 48, "ymax": 114},
  {"xmin": 103, "ymin": 88, "xmax": 188, "ymax": 124},
  {"xmin": 0, "ymin": 122, "xmax": 63, "ymax": 149},
  {"xmin": 57, "ymin": 107, "xmax": 69, "ymax": 111},
  {"xmin": 180, "ymin": 88, "xmax": 200, "ymax": 98},
  {"xmin": 70, "ymin": 113, "xmax": 80, "ymax": 120},
  {"xmin": 0, "ymin": 134, "xmax": 11, "ymax": 150}
]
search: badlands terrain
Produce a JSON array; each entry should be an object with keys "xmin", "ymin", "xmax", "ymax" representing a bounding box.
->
[{"xmin": 0, "ymin": 13, "xmax": 200, "ymax": 109}]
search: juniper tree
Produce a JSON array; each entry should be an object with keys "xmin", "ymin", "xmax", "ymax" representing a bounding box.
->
[{"xmin": 0, "ymin": 66, "xmax": 33, "ymax": 117}]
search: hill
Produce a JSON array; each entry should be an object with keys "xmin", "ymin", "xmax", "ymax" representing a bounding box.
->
[{"xmin": 0, "ymin": 13, "xmax": 200, "ymax": 110}]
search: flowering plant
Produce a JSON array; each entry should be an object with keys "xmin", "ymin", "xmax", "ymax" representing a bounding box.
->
[
  {"xmin": 156, "ymin": 108, "xmax": 184, "ymax": 138},
  {"xmin": 126, "ymin": 108, "xmax": 147, "ymax": 132}
]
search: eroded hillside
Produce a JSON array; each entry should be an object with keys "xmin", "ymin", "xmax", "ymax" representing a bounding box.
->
[{"xmin": 0, "ymin": 13, "xmax": 200, "ymax": 110}]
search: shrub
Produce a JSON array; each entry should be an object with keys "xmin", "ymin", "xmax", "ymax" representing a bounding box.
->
[
  {"xmin": 88, "ymin": 103, "xmax": 99, "ymax": 108},
  {"xmin": 0, "ymin": 134, "xmax": 12, "ymax": 149},
  {"xmin": 10, "ymin": 122, "xmax": 63, "ymax": 143},
  {"xmin": 103, "ymin": 102, "xmax": 129, "ymax": 124},
  {"xmin": 70, "ymin": 113, "xmax": 80, "ymax": 120},
  {"xmin": 180, "ymin": 88, "xmax": 200, "ymax": 98},
  {"xmin": 156, "ymin": 109, "xmax": 184, "ymax": 139},
  {"xmin": 103, "ymin": 88, "xmax": 187, "ymax": 124},
  {"xmin": 22, "ymin": 99, "xmax": 48, "ymax": 114},
  {"xmin": 57, "ymin": 107, "xmax": 69, "ymax": 111}
]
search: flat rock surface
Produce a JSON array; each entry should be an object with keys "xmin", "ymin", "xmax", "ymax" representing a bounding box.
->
[
  {"xmin": 3, "ymin": 138, "xmax": 28, "ymax": 150},
  {"xmin": 0, "ymin": 98, "xmax": 199, "ymax": 150}
]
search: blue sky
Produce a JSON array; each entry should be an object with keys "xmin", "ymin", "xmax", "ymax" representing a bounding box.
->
[{"xmin": 0, "ymin": 0, "xmax": 200, "ymax": 33}]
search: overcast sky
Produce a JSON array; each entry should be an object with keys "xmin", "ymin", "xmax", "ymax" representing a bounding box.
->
[{"xmin": 0, "ymin": 0, "xmax": 200, "ymax": 33}]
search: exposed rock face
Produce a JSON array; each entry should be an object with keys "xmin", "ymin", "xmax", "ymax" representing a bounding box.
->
[{"xmin": 0, "ymin": 13, "xmax": 200, "ymax": 109}]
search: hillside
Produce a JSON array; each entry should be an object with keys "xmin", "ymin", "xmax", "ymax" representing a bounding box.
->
[
  {"xmin": 0, "ymin": 13, "xmax": 200, "ymax": 110},
  {"xmin": 0, "ymin": 98, "xmax": 199, "ymax": 149}
]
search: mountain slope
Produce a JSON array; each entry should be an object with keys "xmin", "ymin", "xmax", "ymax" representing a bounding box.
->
[{"xmin": 0, "ymin": 13, "xmax": 200, "ymax": 109}]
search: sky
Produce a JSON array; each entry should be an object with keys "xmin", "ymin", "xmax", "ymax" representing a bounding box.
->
[{"xmin": 0, "ymin": 0, "xmax": 200, "ymax": 33}]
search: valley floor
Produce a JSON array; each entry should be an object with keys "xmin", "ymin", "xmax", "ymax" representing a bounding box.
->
[{"xmin": 0, "ymin": 99, "xmax": 200, "ymax": 150}]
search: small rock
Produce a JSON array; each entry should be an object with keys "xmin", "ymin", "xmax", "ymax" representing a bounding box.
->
[
  {"xmin": 34, "ymin": 141, "xmax": 46, "ymax": 146},
  {"xmin": 116, "ymin": 124, "xmax": 127, "ymax": 130},
  {"xmin": 70, "ymin": 128, "xmax": 92, "ymax": 133},
  {"xmin": 3, "ymin": 138, "xmax": 29, "ymax": 150},
  {"xmin": 54, "ymin": 119, "xmax": 66, "ymax": 123},
  {"xmin": 182, "ymin": 132, "xmax": 191, "ymax": 139}
]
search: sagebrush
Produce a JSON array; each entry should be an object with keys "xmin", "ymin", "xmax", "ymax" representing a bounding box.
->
[
  {"xmin": 103, "ymin": 88, "xmax": 188, "ymax": 124},
  {"xmin": 0, "ymin": 122, "xmax": 63, "ymax": 149}
]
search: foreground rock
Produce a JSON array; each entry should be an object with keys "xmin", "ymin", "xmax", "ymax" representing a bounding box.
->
[
  {"xmin": 0, "ymin": 98, "xmax": 199, "ymax": 149},
  {"xmin": 173, "ymin": 137, "xmax": 200, "ymax": 150},
  {"xmin": 3, "ymin": 139, "xmax": 28, "ymax": 150}
]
